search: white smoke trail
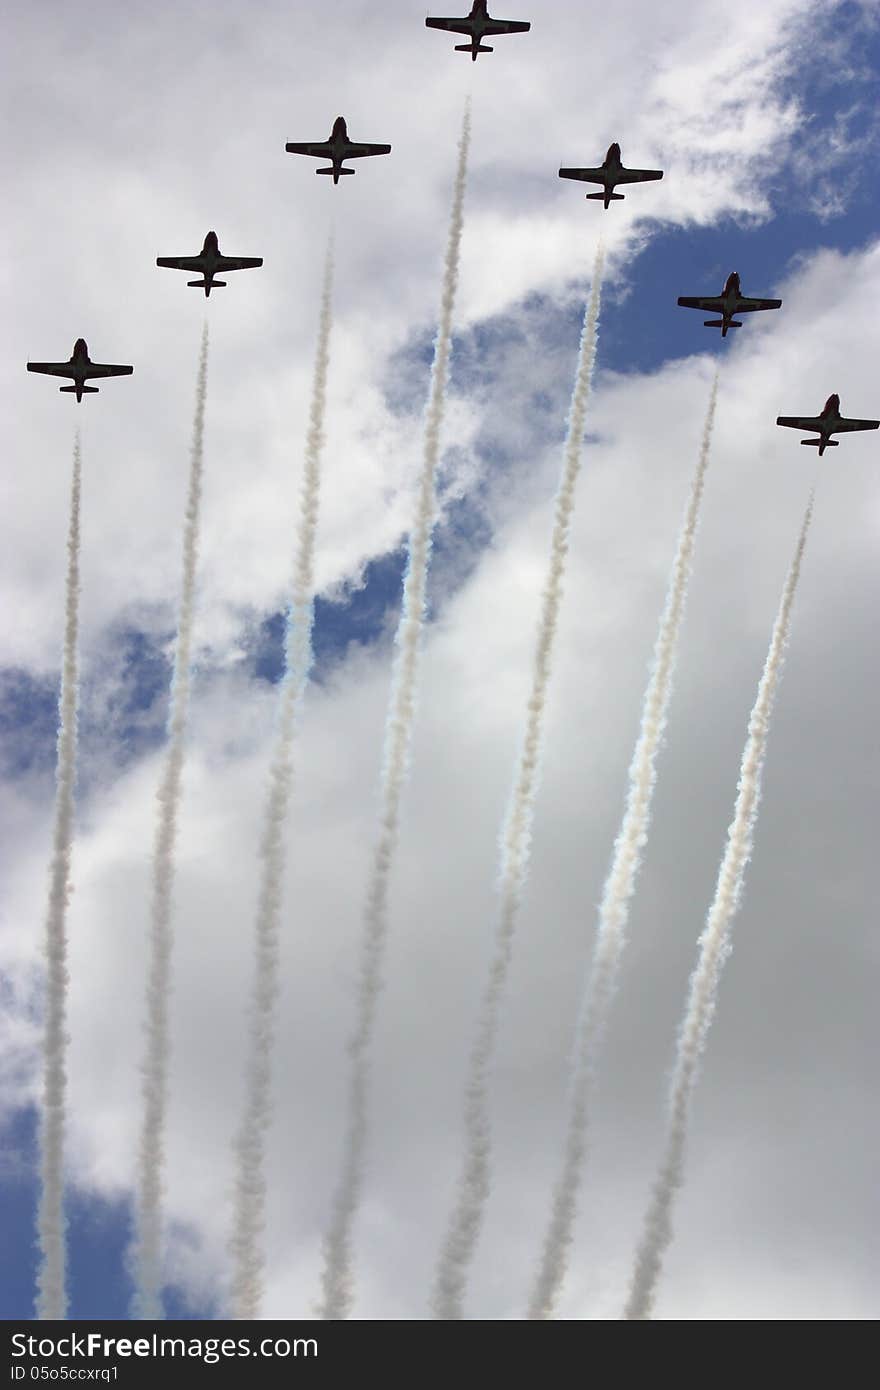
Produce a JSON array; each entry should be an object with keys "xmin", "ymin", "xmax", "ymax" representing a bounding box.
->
[
  {"xmin": 35, "ymin": 432, "xmax": 82, "ymax": 1320},
  {"xmin": 229, "ymin": 246, "xmax": 334, "ymax": 1320},
  {"xmin": 623, "ymin": 491, "xmax": 815, "ymax": 1321},
  {"xmin": 528, "ymin": 373, "xmax": 719, "ymax": 1319},
  {"xmin": 431, "ymin": 240, "xmax": 606, "ymax": 1321},
  {"xmin": 131, "ymin": 324, "xmax": 209, "ymax": 1319},
  {"xmin": 318, "ymin": 101, "xmax": 471, "ymax": 1321}
]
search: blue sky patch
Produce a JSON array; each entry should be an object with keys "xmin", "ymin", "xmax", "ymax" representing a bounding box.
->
[
  {"xmin": 0, "ymin": 1106, "xmax": 212, "ymax": 1319},
  {"xmin": 0, "ymin": 669, "xmax": 60, "ymax": 782}
]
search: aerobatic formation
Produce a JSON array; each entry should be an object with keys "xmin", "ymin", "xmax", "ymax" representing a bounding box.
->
[{"xmin": 24, "ymin": 8, "xmax": 876, "ymax": 1328}]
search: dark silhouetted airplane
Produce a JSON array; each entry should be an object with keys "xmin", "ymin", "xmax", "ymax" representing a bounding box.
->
[
  {"xmin": 156, "ymin": 230, "xmax": 263, "ymax": 297},
  {"xmin": 678, "ymin": 271, "xmax": 782, "ymax": 337},
  {"xmin": 27, "ymin": 339, "xmax": 133, "ymax": 403},
  {"xmin": 285, "ymin": 116, "xmax": 391, "ymax": 184},
  {"xmin": 559, "ymin": 142, "xmax": 663, "ymax": 209},
  {"xmin": 425, "ymin": 1, "xmax": 530, "ymax": 60},
  {"xmin": 776, "ymin": 394, "xmax": 879, "ymax": 456}
]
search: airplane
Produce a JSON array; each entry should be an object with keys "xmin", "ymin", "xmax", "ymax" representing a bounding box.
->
[
  {"xmin": 678, "ymin": 271, "xmax": 781, "ymax": 337},
  {"xmin": 776, "ymin": 394, "xmax": 879, "ymax": 456},
  {"xmin": 27, "ymin": 338, "xmax": 133, "ymax": 403},
  {"xmin": 156, "ymin": 230, "xmax": 263, "ymax": 297},
  {"xmin": 285, "ymin": 116, "xmax": 391, "ymax": 184},
  {"xmin": 559, "ymin": 142, "xmax": 663, "ymax": 209},
  {"xmin": 425, "ymin": 1, "xmax": 530, "ymax": 60}
]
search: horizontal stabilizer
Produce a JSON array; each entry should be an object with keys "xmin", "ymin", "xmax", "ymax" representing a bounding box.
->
[
  {"xmin": 704, "ymin": 319, "xmax": 740, "ymax": 328},
  {"xmin": 317, "ymin": 166, "xmax": 354, "ymax": 176},
  {"xmin": 60, "ymin": 384, "xmax": 97, "ymax": 394},
  {"xmin": 801, "ymin": 438, "xmax": 837, "ymax": 447},
  {"xmin": 587, "ymin": 191, "xmax": 623, "ymax": 201},
  {"xmin": 456, "ymin": 42, "xmax": 493, "ymax": 52},
  {"xmin": 188, "ymin": 279, "xmax": 226, "ymax": 289}
]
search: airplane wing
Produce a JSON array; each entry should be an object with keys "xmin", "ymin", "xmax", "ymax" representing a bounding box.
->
[
  {"xmin": 285, "ymin": 141, "xmax": 332, "ymax": 157},
  {"xmin": 343, "ymin": 142, "xmax": 392, "ymax": 159},
  {"xmin": 614, "ymin": 167, "xmax": 663, "ymax": 184},
  {"xmin": 83, "ymin": 363, "xmax": 134, "ymax": 379},
  {"xmin": 425, "ymin": 19, "xmax": 476, "ymax": 34},
  {"xmin": 677, "ymin": 296, "xmax": 723, "ymax": 312},
  {"xmin": 485, "ymin": 19, "xmax": 531, "ymax": 32},
  {"xmin": 558, "ymin": 167, "xmax": 606, "ymax": 185},
  {"xmin": 776, "ymin": 416, "xmax": 821, "ymax": 431},
  {"xmin": 833, "ymin": 416, "xmax": 879, "ymax": 433},
  {"xmin": 216, "ymin": 256, "xmax": 263, "ymax": 272},
  {"xmin": 157, "ymin": 255, "xmax": 204, "ymax": 272},
  {"xmin": 735, "ymin": 297, "xmax": 782, "ymax": 313},
  {"xmin": 27, "ymin": 361, "xmax": 75, "ymax": 379}
]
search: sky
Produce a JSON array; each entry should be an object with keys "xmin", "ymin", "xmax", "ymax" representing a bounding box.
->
[{"xmin": 1, "ymin": 0, "xmax": 879, "ymax": 1321}]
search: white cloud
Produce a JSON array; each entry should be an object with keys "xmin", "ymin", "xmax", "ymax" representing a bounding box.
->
[
  {"xmin": 3, "ymin": 0, "xmax": 878, "ymax": 1320},
  {"xmin": 4, "ymin": 232, "xmax": 879, "ymax": 1316},
  {"xmin": 1, "ymin": 0, "xmax": 852, "ymax": 669}
]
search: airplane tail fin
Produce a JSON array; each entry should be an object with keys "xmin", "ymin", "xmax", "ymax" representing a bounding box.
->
[
  {"xmin": 586, "ymin": 191, "xmax": 623, "ymax": 202},
  {"xmin": 60, "ymin": 384, "xmax": 97, "ymax": 394},
  {"xmin": 317, "ymin": 166, "xmax": 353, "ymax": 176},
  {"xmin": 456, "ymin": 42, "xmax": 493, "ymax": 54},
  {"xmin": 188, "ymin": 279, "xmax": 225, "ymax": 294},
  {"xmin": 801, "ymin": 438, "xmax": 836, "ymax": 452},
  {"xmin": 703, "ymin": 319, "xmax": 740, "ymax": 329}
]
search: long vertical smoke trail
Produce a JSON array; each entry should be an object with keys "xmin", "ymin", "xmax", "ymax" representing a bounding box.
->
[
  {"xmin": 623, "ymin": 491, "xmax": 815, "ymax": 1321},
  {"xmin": 131, "ymin": 324, "xmax": 209, "ymax": 1319},
  {"xmin": 318, "ymin": 101, "xmax": 471, "ymax": 1322},
  {"xmin": 35, "ymin": 433, "xmax": 82, "ymax": 1320},
  {"xmin": 229, "ymin": 246, "xmax": 334, "ymax": 1320},
  {"xmin": 431, "ymin": 240, "xmax": 606, "ymax": 1321},
  {"xmin": 528, "ymin": 373, "xmax": 719, "ymax": 1320}
]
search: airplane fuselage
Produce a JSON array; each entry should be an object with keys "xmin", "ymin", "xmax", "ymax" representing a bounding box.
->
[
  {"xmin": 595, "ymin": 146, "xmax": 626, "ymax": 201},
  {"xmin": 816, "ymin": 396, "xmax": 843, "ymax": 448},
  {"xmin": 53, "ymin": 342, "xmax": 94, "ymax": 402},
  {"xmin": 721, "ymin": 273, "xmax": 740, "ymax": 310},
  {"xmin": 709, "ymin": 273, "xmax": 744, "ymax": 335},
  {"xmin": 807, "ymin": 395, "xmax": 836, "ymax": 435},
  {"xmin": 326, "ymin": 123, "xmax": 358, "ymax": 180},
  {"xmin": 327, "ymin": 120, "xmax": 351, "ymax": 177},
  {"xmin": 196, "ymin": 232, "xmax": 222, "ymax": 282},
  {"xmin": 462, "ymin": 3, "xmax": 493, "ymax": 55},
  {"xmin": 69, "ymin": 341, "xmax": 91, "ymax": 389},
  {"xmin": 802, "ymin": 396, "xmax": 851, "ymax": 454}
]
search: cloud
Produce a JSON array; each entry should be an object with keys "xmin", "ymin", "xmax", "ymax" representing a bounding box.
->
[
  {"xmin": 3, "ymin": 229, "xmax": 879, "ymax": 1316},
  {"xmin": 2, "ymin": 0, "xmax": 862, "ymax": 671},
  {"xmin": 3, "ymin": 0, "xmax": 878, "ymax": 1320}
]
